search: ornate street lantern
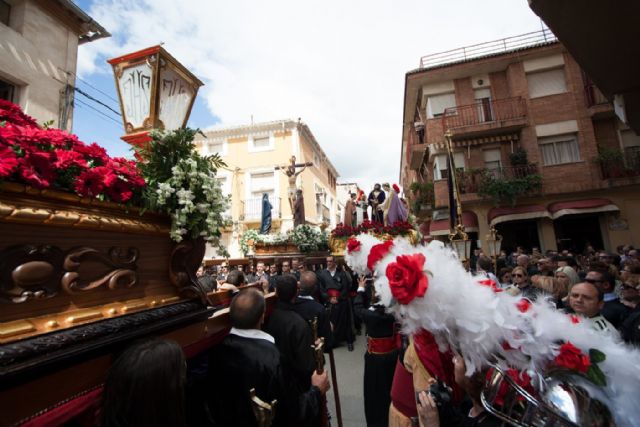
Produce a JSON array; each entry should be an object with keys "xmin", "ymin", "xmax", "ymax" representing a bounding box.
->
[
  {"xmin": 484, "ymin": 226, "xmax": 502, "ymax": 273},
  {"xmin": 108, "ymin": 45, "xmax": 203, "ymax": 147},
  {"xmin": 449, "ymin": 223, "xmax": 471, "ymax": 263}
]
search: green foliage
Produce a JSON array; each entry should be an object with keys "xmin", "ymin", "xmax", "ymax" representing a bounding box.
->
[
  {"xmin": 586, "ymin": 348, "xmax": 607, "ymax": 387},
  {"xmin": 408, "ymin": 181, "xmax": 434, "ymax": 214},
  {"xmin": 594, "ymin": 145, "xmax": 624, "ymax": 164},
  {"xmin": 509, "ymin": 148, "xmax": 528, "ymax": 166},
  {"xmin": 135, "ymin": 128, "xmax": 230, "ymax": 250},
  {"xmin": 41, "ymin": 119, "xmax": 55, "ymax": 129},
  {"xmin": 290, "ymin": 224, "xmax": 327, "ymax": 252},
  {"xmin": 478, "ymin": 172, "xmax": 542, "ymax": 206},
  {"xmin": 240, "ymin": 229, "xmax": 260, "ymax": 254}
]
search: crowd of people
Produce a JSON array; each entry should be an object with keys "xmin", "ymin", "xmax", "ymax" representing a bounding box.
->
[{"xmin": 99, "ymin": 241, "xmax": 640, "ymax": 427}]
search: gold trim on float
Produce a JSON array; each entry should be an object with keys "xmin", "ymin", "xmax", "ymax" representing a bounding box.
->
[
  {"xmin": 121, "ymin": 302, "xmax": 148, "ymax": 313},
  {"xmin": 0, "ymin": 320, "xmax": 36, "ymax": 338},
  {"xmin": 66, "ymin": 310, "xmax": 104, "ymax": 324},
  {"xmin": 0, "ymin": 294, "xmax": 185, "ymax": 344}
]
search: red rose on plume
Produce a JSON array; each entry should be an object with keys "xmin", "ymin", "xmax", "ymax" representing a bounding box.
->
[
  {"xmin": 0, "ymin": 146, "xmax": 18, "ymax": 178},
  {"xmin": 385, "ymin": 253, "xmax": 428, "ymax": 304},
  {"xmin": 569, "ymin": 314, "xmax": 581, "ymax": 324},
  {"xmin": 367, "ymin": 240, "xmax": 394, "ymax": 271},
  {"xmin": 346, "ymin": 237, "xmax": 361, "ymax": 254},
  {"xmin": 515, "ymin": 298, "xmax": 532, "ymax": 313},
  {"xmin": 554, "ymin": 342, "xmax": 590, "ymax": 373},
  {"xmin": 477, "ymin": 279, "xmax": 503, "ymax": 293}
]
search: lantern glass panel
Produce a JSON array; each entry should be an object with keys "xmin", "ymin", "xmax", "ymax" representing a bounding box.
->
[
  {"xmin": 158, "ymin": 66, "xmax": 195, "ymax": 131},
  {"xmin": 118, "ymin": 61, "xmax": 153, "ymax": 129}
]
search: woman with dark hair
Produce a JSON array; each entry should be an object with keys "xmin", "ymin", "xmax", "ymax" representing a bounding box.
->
[{"xmin": 101, "ymin": 338, "xmax": 187, "ymax": 427}]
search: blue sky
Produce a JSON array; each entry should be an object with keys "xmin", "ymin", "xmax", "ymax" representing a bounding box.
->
[{"xmin": 72, "ymin": 0, "xmax": 545, "ymax": 189}]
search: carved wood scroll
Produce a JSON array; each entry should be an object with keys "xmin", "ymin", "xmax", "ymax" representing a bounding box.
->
[
  {"xmin": 169, "ymin": 238, "xmax": 208, "ymax": 304},
  {"xmin": 62, "ymin": 247, "xmax": 139, "ymax": 294},
  {"xmin": 0, "ymin": 245, "xmax": 139, "ymax": 303}
]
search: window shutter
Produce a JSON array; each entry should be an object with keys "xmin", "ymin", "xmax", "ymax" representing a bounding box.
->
[
  {"xmin": 527, "ymin": 68, "xmax": 567, "ymax": 98},
  {"xmin": 427, "ymin": 93, "xmax": 456, "ymax": 118}
]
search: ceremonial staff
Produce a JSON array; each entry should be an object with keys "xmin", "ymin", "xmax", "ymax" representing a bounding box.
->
[
  {"xmin": 311, "ymin": 317, "xmax": 329, "ymax": 427},
  {"xmin": 323, "ymin": 307, "xmax": 344, "ymax": 427}
]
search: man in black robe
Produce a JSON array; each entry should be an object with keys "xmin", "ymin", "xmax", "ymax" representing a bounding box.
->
[
  {"xmin": 264, "ymin": 275, "xmax": 327, "ymax": 426},
  {"xmin": 206, "ymin": 288, "xmax": 329, "ymax": 426},
  {"xmin": 368, "ymin": 183, "xmax": 386, "ymax": 224},
  {"xmin": 354, "ymin": 276, "xmax": 398, "ymax": 427},
  {"xmin": 317, "ymin": 256, "xmax": 355, "ymax": 351},
  {"xmin": 295, "ymin": 271, "xmax": 333, "ymax": 351}
]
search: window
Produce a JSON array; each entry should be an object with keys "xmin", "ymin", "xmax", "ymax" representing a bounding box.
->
[
  {"xmin": 250, "ymin": 171, "xmax": 274, "ymax": 198},
  {"xmin": 483, "ymin": 149, "xmax": 501, "ymax": 170},
  {"xmin": 206, "ymin": 139, "xmax": 226, "ymax": 155},
  {"xmin": 426, "ymin": 92, "xmax": 456, "ymax": 118},
  {"xmin": 216, "ymin": 176, "xmax": 231, "ymax": 218},
  {"xmin": 539, "ymin": 134, "xmax": 581, "ymax": 166},
  {"xmin": 527, "ymin": 68, "xmax": 567, "ymax": 98},
  {"xmin": 248, "ymin": 134, "xmax": 274, "ymax": 152},
  {"xmin": 621, "ymin": 129, "xmax": 640, "ymax": 167},
  {"xmin": 0, "ymin": 78, "xmax": 15, "ymax": 102},
  {"xmin": 0, "ymin": 0, "xmax": 10, "ymax": 26},
  {"xmin": 433, "ymin": 152, "xmax": 465, "ymax": 180},
  {"xmin": 474, "ymin": 88, "xmax": 493, "ymax": 122}
]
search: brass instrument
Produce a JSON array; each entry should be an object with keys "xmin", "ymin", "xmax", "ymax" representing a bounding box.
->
[{"xmin": 481, "ymin": 363, "xmax": 615, "ymax": 427}]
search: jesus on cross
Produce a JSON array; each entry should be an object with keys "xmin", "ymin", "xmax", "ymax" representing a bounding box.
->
[{"xmin": 275, "ymin": 155, "xmax": 313, "ymax": 212}]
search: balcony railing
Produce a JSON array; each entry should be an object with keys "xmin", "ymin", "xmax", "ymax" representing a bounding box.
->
[
  {"xmin": 443, "ymin": 97, "xmax": 527, "ymax": 131},
  {"xmin": 598, "ymin": 150, "xmax": 640, "ymax": 179},
  {"xmin": 419, "ymin": 29, "xmax": 557, "ymax": 69},
  {"xmin": 584, "ymin": 83, "xmax": 610, "ymax": 108},
  {"xmin": 241, "ymin": 196, "xmax": 281, "ymax": 221},
  {"xmin": 458, "ymin": 164, "xmax": 539, "ymax": 194}
]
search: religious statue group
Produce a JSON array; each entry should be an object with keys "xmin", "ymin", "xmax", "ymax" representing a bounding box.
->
[{"xmin": 343, "ymin": 183, "xmax": 408, "ymax": 227}]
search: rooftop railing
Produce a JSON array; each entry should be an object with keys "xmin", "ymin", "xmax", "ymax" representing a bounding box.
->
[{"xmin": 419, "ymin": 28, "xmax": 557, "ymax": 69}]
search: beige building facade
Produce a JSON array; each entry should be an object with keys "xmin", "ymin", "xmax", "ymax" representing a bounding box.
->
[
  {"xmin": 195, "ymin": 119, "xmax": 340, "ymax": 259},
  {"xmin": 0, "ymin": 0, "xmax": 108, "ymax": 130}
]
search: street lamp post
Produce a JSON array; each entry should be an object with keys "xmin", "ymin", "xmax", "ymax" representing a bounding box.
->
[
  {"xmin": 484, "ymin": 226, "xmax": 503, "ymax": 274},
  {"xmin": 108, "ymin": 45, "xmax": 204, "ymax": 148},
  {"xmin": 445, "ymin": 129, "xmax": 471, "ymax": 265}
]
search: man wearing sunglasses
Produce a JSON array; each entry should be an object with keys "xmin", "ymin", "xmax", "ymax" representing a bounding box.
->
[{"xmin": 585, "ymin": 269, "xmax": 629, "ymax": 329}]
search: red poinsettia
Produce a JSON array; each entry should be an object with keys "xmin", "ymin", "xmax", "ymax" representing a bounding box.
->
[
  {"xmin": 515, "ymin": 298, "xmax": 532, "ymax": 313},
  {"xmin": 554, "ymin": 342, "xmax": 590, "ymax": 374},
  {"xmin": 75, "ymin": 166, "xmax": 118, "ymax": 197},
  {"xmin": 0, "ymin": 99, "xmax": 38, "ymax": 127},
  {"xmin": 0, "ymin": 146, "xmax": 18, "ymax": 177},
  {"xmin": 367, "ymin": 240, "xmax": 394, "ymax": 271},
  {"xmin": 53, "ymin": 150, "xmax": 88, "ymax": 169},
  {"xmin": 346, "ymin": 237, "xmax": 361, "ymax": 254},
  {"xmin": 18, "ymin": 152, "xmax": 55, "ymax": 188},
  {"xmin": 386, "ymin": 253, "xmax": 428, "ymax": 304}
]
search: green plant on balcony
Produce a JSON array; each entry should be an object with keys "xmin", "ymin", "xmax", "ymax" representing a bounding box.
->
[
  {"xmin": 408, "ymin": 181, "xmax": 434, "ymax": 214},
  {"xmin": 477, "ymin": 171, "xmax": 542, "ymax": 207},
  {"xmin": 509, "ymin": 148, "xmax": 529, "ymax": 166}
]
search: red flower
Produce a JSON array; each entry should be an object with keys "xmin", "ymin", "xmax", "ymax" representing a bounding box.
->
[
  {"xmin": 386, "ymin": 253, "xmax": 428, "ymax": 304},
  {"xmin": 74, "ymin": 142, "xmax": 108, "ymax": 165},
  {"xmin": 515, "ymin": 298, "xmax": 532, "ymax": 313},
  {"xmin": 75, "ymin": 166, "xmax": 117, "ymax": 197},
  {"xmin": 18, "ymin": 152, "xmax": 55, "ymax": 188},
  {"xmin": 0, "ymin": 99, "xmax": 39, "ymax": 127},
  {"xmin": 106, "ymin": 179, "xmax": 134, "ymax": 203},
  {"xmin": 53, "ymin": 150, "xmax": 88, "ymax": 169},
  {"xmin": 492, "ymin": 368, "xmax": 535, "ymax": 406},
  {"xmin": 367, "ymin": 240, "xmax": 394, "ymax": 271},
  {"xmin": 477, "ymin": 278, "xmax": 503, "ymax": 293},
  {"xmin": 346, "ymin": 237, "xmax": 361, "ymax": 254},
  {"xmin": 0, "ymin": 146, "xmax": 18, "ymax": 177},
  {"xmin": 569, "ymin": 314, "xmax": 581, "ymax": 324},
  {"xmin": 554, "ymin": 342, "xmax": 590, "ymax": 373}
]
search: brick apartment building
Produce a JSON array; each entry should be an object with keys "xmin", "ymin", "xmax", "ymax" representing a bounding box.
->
[{"xmin": 399, "ymin": 29, "xmax": 640, "ymax": 254}]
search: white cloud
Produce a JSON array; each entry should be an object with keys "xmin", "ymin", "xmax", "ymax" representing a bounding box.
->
[{"xmin": 78, "ymin": 0, "xmax": 543, "ymax": 194}]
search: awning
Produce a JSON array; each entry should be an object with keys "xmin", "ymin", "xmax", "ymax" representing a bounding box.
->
[
  {"xmin": 429, "ymin": 211, "xmax": 479, "ymax": 236},
  {"xmin": 488, "ymin": 204, "xmax": 551, "ymax": 227},
  {"xmin": 548, "ymin": 198, "xmax": 619, "ymax": 220}
]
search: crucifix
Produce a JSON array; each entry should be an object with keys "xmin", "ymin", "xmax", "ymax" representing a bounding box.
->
[{"xmin": 275, "ymin": 155, "xmax": 313, "ymax": 212}]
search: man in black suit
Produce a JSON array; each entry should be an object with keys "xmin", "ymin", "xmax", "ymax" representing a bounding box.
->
[
  {"xmin": 295, "ymin": 271, "xmax": 333, "ymax": 351},
  {"xmin": 316, "ymin": 256, "xmax": 355, "ymax": 351}
]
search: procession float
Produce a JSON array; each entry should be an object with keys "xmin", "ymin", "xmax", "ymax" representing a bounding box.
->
[{"xmin": 0, "ymin": 46, "xmax": 275, "ymax": 427}]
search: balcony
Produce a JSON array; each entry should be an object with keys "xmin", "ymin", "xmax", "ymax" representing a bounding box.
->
[
  {"xmin": 241, "ymin": 196, "xmax": 281, "ymax": 221},
  {"xmin": 443, "ymin": 97, "xmax": 528, "ymax": 139},
  {"xmin": 457, "ymin": 163, "xmax": 540, "ymax": 194},
  {"xmin": 597, "ymin": 149, "xmax": 640, "ymax": 180},
  {"xmin": 584, "ymin": 80, "xmax": 614, "ymax": 118}
]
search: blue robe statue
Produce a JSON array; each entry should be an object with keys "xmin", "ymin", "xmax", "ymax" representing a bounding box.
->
[{"xmin": 260, "ymin": 193, "xmax": 273, "ymax": 234}]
